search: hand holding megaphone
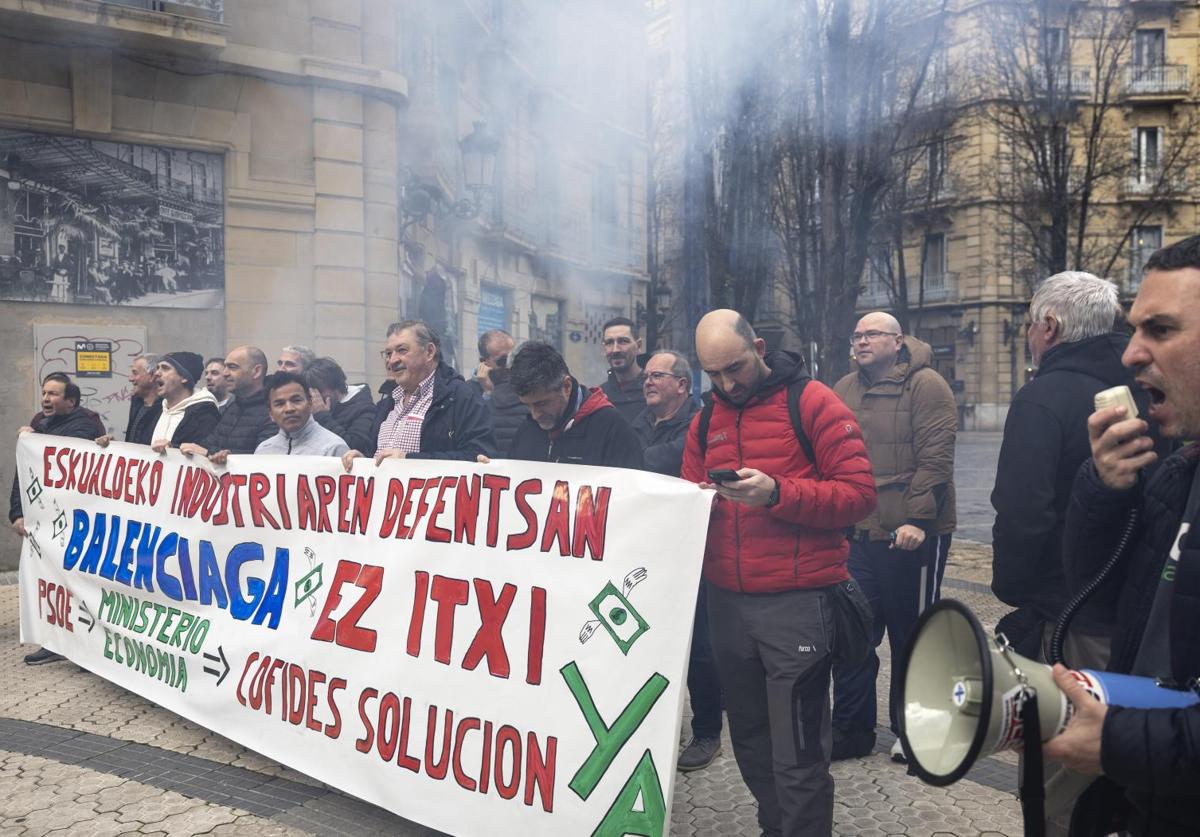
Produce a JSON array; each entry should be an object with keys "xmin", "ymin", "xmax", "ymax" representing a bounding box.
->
[
  {"xmin": 1088, "ymin": 385, "xmax": 1157, "ymax": 490},
  {"xmin": 1042, "ymin": 664, "xmax": 1105, "ymax": 775}
]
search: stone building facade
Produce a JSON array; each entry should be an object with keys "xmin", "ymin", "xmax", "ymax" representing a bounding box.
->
[{"xmin": 0, "ymin": 0, "xmax": 648, "ymax": 567}]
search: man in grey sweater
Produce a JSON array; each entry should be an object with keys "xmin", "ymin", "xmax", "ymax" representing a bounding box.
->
[{"xmin": 251, "ymin": 371, "xmax": 348, "ymax": 458}]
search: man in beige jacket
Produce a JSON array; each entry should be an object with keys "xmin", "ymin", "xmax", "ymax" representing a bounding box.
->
[{"xmin": 830, "ymin": 311, "xmax": 957, "ymax": 762}]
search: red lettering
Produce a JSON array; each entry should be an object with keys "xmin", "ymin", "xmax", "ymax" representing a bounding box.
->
[
  {"xmin": 430, "ymin": 576, "xmax": 470, "ymax": 665},
  {"xmin": 325, "ymin": 677, "xmax": 346, "ymax": 739},
  {"xmin": 425, "ymin": 476, "xmax": 456, "ymax": 543},
  {"xmin": 525, "ymin": 733, "xmax": 556, "ymax": 812},
  {"xmin": 236, "ymin": 651, "xmax": 260, "ymax": 707},
  {"xmin": 248, "ymin": 473, "xmax": 280, "ymax": 529},
  {"xmin": 461, "ymin": 580, "xmax": 516, "ymax": 679},
  {"xmin": 425, "ymin": 707, "xmax": 453, "ymax": 780},
  {"xmin": 355, "ymin": 688, "xmax": 378, "ymax": 753},
  {"xmin": 407, "ymin": 571, "xmax": 429, "ymax": 657},
  {"xmin": 378, "ymin": 478, "xmax": 405, "ymax": 538},
  {"xmin": 454, "ymin": 475, "xmax": 480, "ymax": 544},
  {"xmin": 311, "ymin": 560, "xmax": 382, "ymax": 653},
  {"xmin": 527, "ymin": 586, "xmax": 547, "ymax": 686},
  {"xmin": 540, "ymin": 481, "xmax": 571, "ymax": 555},
  {"xmin": 452, "ymin": 717, "xmax": 481, "ymax": 791},
  {"xmin": 494, "ymin": 725, "xmax": 522, "ymax": 800},
  {"xmin": 482, "ymin": 475, "xmax": 510, "ymax": 548},
  {"xmin": 572, "ymin": 486, "xmax": 611, "ymax": 560},
  {"xmin": 506, "ymin": 479, "xmax": 542, "ymax": 550}
]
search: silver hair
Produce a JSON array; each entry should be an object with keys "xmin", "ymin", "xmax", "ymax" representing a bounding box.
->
[
  {"xmin": 650, "ymin": 349, "xmax": 693, "ymax": 389},
  {"xmin": 1029, "ymin": 271, "xmax": 1120, "ymax": 343},
  {"xmin": 281, "ymin": 344, "xmax": 316, "ymax": 369},
  {"xmin": 386, "ymin": 320, "xmax": 441, "ymax": 359},
  {"xmin": 135, "ymin": 353, "xmax": 162, "ymax": 370}
]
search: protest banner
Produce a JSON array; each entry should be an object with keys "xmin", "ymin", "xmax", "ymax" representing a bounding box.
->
[{"xmin": 14, "ymin": 435, "xmax": 714, "ymax": 836}]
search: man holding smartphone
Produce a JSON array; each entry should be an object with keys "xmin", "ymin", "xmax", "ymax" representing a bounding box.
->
[
  {"xmin": 681, "ymin": 310, "xmax": 876, "ymax": 837},
  {"xmin": 1047, "ymin": 234, "xmax": 1200, "ymax": 835}
]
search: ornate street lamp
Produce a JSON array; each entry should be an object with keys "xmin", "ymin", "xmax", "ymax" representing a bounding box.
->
[{"xmin": 400, "ymin": 121, "xmax": 500, "ymax": 230}]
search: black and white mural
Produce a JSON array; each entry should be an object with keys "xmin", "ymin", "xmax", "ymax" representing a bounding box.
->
[{"xmin": 0, "ymin": 130, "xmax": 224, "ymax": 309}]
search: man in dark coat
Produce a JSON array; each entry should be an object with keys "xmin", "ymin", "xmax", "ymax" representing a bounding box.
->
[
  {"xmin": 1046, "ymin": 235, "xmax": 1200, "ymax": 837},
  {"xmin": 180, "ymin": 345, "xmax": 275, "ymax": 458},
  {"xmin": 10, "ymin": 373, "xmax": 103, "ymax": 665},
  {"xmin": 147, "ymin": 352, "xmax": 221, "ymax": 450},
  {"xmin": 506, "ymin": 342, "xmax": 642, "ymax": 468},
  {"xmin": 343, "ymin": 320, "xmax": 496, "ymax": 467},
  {"xmin": 991, "ymin": 271, "xmax": 1168, "ymax": 667},
  {"xmin": 306, "ymin": 356, "xmax": 376, "ymax": 454},
  {"xmin": 124, "ymin": 353, "xmax": 162, "ymax": 445},
  {"xmin": 485, "ymin": 365, "xmax": 528, "ymax": 456},
  {"xmin": 598, "ymin": 316, "xmax": 647, "ymax": 425},
  {"xmin": 633, "ymin": 350, "xmax": 722, "ymax": 772}
]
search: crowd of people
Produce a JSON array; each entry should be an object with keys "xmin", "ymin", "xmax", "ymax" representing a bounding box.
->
[{"xmin": 9, "ymin": 233, "xmax": 1200, "ymax": 836}]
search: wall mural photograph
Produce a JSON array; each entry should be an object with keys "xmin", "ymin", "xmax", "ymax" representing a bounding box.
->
[{"xmin": 0, "ymin": 130, "xmax": 224, "ymax": 309}]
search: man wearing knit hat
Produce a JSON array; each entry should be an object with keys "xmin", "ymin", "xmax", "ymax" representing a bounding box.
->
[{"xmin": 149, "ymin": 352, "xmax": 221, "ymax": 451}]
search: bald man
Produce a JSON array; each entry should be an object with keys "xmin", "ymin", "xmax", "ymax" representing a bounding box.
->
[
  {"xmin": 180, "ymin": 345, "xmax": 275, "ymax": 459},
  {"xmin": 830, "ymin": 311, "xmax": 957, "ymax": 763},
  {"xmin": 681, "ymin": 310, "xmax": 876, "ymax": 837}
]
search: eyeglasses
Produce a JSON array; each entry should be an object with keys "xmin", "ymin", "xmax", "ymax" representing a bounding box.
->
[
  {"xmin": 646, "ymin": 371, "xmax": 685, "ymax": 382},
  {"xmin": 848, "ymin": 330, "xmax": 899, "ymax": 344}
]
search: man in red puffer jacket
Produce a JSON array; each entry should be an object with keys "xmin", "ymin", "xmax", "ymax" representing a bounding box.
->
[{"xmin": 681, "ymin": 310, "xmax": 876, "ymax": 837}]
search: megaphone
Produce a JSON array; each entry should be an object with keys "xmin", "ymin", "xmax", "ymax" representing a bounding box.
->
[{"xmin": 897, "ymin": 598, "xmax": 1199, "ymax": 787}]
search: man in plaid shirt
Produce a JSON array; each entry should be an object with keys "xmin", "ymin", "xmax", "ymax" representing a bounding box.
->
[{"xmin": 341, "ymin": 320, "xmax": 496, "ymax": 468}]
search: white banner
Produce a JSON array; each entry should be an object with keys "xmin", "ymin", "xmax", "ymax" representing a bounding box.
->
[{"xmin": 15, "ymin": 436, "xmax": 714, "ymax": 836}]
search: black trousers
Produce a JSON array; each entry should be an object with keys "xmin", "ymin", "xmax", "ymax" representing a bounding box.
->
[{"xmin": 707, "ymin": 584, "xmax": 835, "ymax": 837}]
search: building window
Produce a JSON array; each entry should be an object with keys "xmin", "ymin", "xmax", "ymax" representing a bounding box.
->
[
  {"xmin": 592, "ymin": 165, "xmax": 617, "ymax": 253},
  {"xmin": 927, "ymin": 141, "xmax": 946, "ymax": 197},
  {"xmin": 1134, "ymin": 29, "xmax": 1165, "ymax": 68},
  {"xmin": 922, "ymin": 233, "xmax": 946, "ymax": 287},
  {"xmin": 529, "ymin": 295, "xmax": 564, "ymax": 351},
  {"xmin": 478, "ymin": 284, "xmax": 509, "ymax": 337},
  {"xmin": 1042, "ymin": 27, "xmax": 1067, "ymax": 64},
  {"xmin": 1135, "ymin": 127, "xmax": 1162, "ymax": 183},
  {"xmin": 1131, "ymin": 225, "xmax": 1162, "ymax": 287}
]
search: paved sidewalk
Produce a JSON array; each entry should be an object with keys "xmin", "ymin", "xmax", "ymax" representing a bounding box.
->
[{"xmin": 0, "ymin": 545, "xmax": 1024, "ymax": 836}]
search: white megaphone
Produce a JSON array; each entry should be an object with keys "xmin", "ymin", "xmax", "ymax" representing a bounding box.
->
[{"xmin": 898, "ymin": 599, "xmax": 1199, "ymax": 788}]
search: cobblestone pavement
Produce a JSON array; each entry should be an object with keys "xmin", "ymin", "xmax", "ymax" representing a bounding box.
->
[{"xmin": 1, "ymin": 434, "xmax": 1019, "ymax": 835}]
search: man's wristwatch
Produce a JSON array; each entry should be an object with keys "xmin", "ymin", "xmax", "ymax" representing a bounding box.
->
[{"xmin": 765, "ymin": 479, "xmax": 780, "ymax": 508}]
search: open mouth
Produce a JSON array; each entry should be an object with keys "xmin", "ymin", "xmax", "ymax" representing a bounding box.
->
[{"xmin": 1139, "ymin": 381, "xmax": 1166, "ymax": 407}]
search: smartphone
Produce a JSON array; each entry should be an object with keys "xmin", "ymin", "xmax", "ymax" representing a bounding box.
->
[
  {"xmin": 707, "ymin": 469, "xmax": 742, "ymax": 483},
  {"xmin": 1094, "ymin": 385, "xmax": 1139, "ymax": 418}
]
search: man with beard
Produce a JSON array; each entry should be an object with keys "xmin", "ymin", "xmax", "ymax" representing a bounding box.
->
[
  {"xmin": 180, "ymin": 345, "xmax": 275, "ymax": 458},
  {"xmin": 124, "ymin": 353, "xmax": 162, "ymax": 444},
  {"xmin": 680, "ymin": 310, "xmax": 875, "ymax": 837},
  {"xmin": 203, "ymin": 356, "xmax": 234, "ymax": 413},
  {"xmin": 147, "ymin": 352, "xmax": 220, "ymax": 450},
  {"xmin": 504, "ymin": 341, "xmax": 642, "ymax": 468},
  {"xmin": 598, "ymin": 316, "xmax": 647, "ymax": 424}
]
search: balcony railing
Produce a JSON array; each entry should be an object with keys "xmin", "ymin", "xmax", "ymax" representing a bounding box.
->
[
  {"xmin": 858, "ymin": 273, "xmax": 958, "ymax": 306},
  {"xmin": 1120, "ymin": 170, "xmax": 1187, "ymax": 198},
  {"xmin": 104, "ymin": 0, "xmax": 223, "ymax": 22},
  {"xmin": 1033, "ymin": 65, "xmax": 1093, "ymax": 98},
  {"xmin": 1123, "ymin": 64, "xmax": 1189, "ymax": 97}
]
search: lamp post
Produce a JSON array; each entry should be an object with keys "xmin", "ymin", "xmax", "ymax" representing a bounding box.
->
[{"xmin": 400, "ymin": 121, "xmax": 500, "ymax": 234}]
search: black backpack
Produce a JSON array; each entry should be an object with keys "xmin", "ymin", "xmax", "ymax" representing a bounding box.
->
[{"xmin": 695, "ymin": 378, "xmax": 819, "ymax": 475}]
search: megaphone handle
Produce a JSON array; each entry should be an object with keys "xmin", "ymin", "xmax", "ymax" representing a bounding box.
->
[{"xmin": 1019, "ymin": 688, "xmax": 1047, "ymax": 837}]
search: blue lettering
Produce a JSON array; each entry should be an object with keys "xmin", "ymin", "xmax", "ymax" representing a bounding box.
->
[
  {"xmin": 114, "ymin": 521, "xmax": 140, "ymax": 585},
  {"xmin": 177, "ymin": 538, "xmax": 198, "ymax": 599},
  {"xmin": 225, "ymin": 542, "xmax": 264, "ymax": 622},
  {"xmin": 95, "ymin": 514, "xmax": 120, "ymax": 577},
  {"xmin": 84, "ymin": 513, "xmax": 109, "ymax": 575},
  {"xmin": 155, "ymin": 533, "xmax": 183, "ymax": 602},
  {"xmin": 133, "ymin": 525, "xmax": 160, "ymax": 593},
  {"xmin": 253, "ymin": 547, "xmax": 289, "ymax": 630},
  {"xmin": 197, "ymin": 541, "xmax": 228, "ymax": 609},
  {"xmin": 63, "ymin": 510, "xmax": 90, "ymax": 570}
]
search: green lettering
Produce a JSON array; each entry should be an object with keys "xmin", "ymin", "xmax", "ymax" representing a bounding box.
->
[{"xmin": 591, "ymin": 750, "xmax": 665, "ymax": 837}]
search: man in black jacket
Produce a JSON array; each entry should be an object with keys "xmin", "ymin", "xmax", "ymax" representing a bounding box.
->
[
  {"xmin": 633, "ymin": 350, "xmax": 723, "ymax": 771},
  {"xmin": 124, "ymin": 353, "xmax": 162, "ymax": 444},
  {"xmin": 991, "ymin": 271, "xmax": 1165, "ymax": 667},
  {"xmin": 1046, "ymin": 235, "xmax": 1200, "ymax": 836},
  {"xmin": 506, "ymin": 342, "xmax": 642, "ymax": 469},
  {"xmin": 485, "ymin": 365, "xmax": 528, "ymax": 455},
  {"xmin": 342, "ymin": 321, "xmax": 496, "ymax": 467},
  {"xmin": 10, "ymin": 373, "xmax": 102, "ymax": 665},
  {"xmin": 598, "ymin": 317, "xmax": 647, "ymax": 425},
  {"xmin": 306, "ymin": 356, "xmax": 375, "ymax": 454},
  {"xmin": 180, "ymin": 345, "xmax": 275, "ymax": 459}
]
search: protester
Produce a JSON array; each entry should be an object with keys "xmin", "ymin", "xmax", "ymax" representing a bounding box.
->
[
  {"xmin": 305, "ymin": 356, "xmax": 375, "ymax": 454},
  {"xmin": 598, "ymin": 316, "xmax": 647, "ymax": 424},
  {"xmin": 278, "ymin": 344, "xmax": 316, "ymax": 374},
  {"xmin": 9, "ymin": 373, "xmax": 104, "ymax": 666},
  {"xmin": 992, "ymin": 272, "xmax": 1164, "ymax": 668},
  {"xmin": 1047, "ymin": 235, "xmax": 1200, "ymax": 836},
  {"xmin": 505, "ymin": 341, "xmax": 642, "ymax": 468},
  {"xmin": 147, "ymin": 352, "xmax": 220, "ymax": 451},
  {"xmin": 631, "ymin": 350, "xmax": 722, "ymax": 770},
  {"xmin": 680, "ymin": 309, "xmax": 875, "ymax": 837},
  {"xmin": 343, "ymin": 320, "xmax": 496, "ymax": 467},
  {"xmin": 472, "ymin": 329, "xmax": 515, "ymax": 396},
  {"xmin": 180, "ymin": 345, "xmax": 274, "ymax": 459},
  {"xmin": 124, "ymin": 353, "xmax": 162, "ymax": 444},
  {"xmin": 203, "ymin": 356, "xmax": 234, "ymax": 413},
  {"xmin": 252, "ymin": 371, "xmax": 348, "ymax": 457},
  {"xmin": 484, "ymin": 362, "xmax": 528, "ymax": 455},
  {"xmin": 830, "ymin": 312, "xmax": 957, "ymax": 763}
]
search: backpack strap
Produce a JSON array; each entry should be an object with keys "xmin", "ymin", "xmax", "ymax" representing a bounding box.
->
[{"xmin": 697, "ymin": 379, "xmax": 819, "ymax": 476}]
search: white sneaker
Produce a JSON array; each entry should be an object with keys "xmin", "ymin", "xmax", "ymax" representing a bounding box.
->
[{"xmin": 890, "ymin": 739, "xmax": 907, "ymax": 764}]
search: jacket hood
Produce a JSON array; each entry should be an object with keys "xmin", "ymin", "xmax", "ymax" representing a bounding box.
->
[
  {"xmin": 712, "ymin": 350, "xmax": 810, "ymax": 408},
  {"xmin": 490, "ymin": 379, "xmax": 523, "ymax": 411},
  {"xmin": 1035, "ymin": 332, "xmax": 1130, "ymax": 382},
  {"xmin": 575, "ymin": 385, "xmax": 614, "ymax": 423},
  {"xmin": 870, "ymin": 336, "xmax": 935, "ymax": 386},
  {"xmin": 162, "ymin": 389, "xmax": 217, "ymax": 416}
]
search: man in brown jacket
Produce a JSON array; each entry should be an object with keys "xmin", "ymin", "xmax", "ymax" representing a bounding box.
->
[{"xmin": 830, "ymin": 311, "xmax": 957, "ymax": 762}]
